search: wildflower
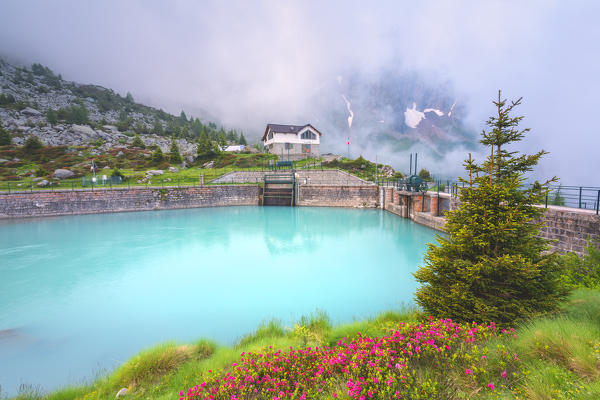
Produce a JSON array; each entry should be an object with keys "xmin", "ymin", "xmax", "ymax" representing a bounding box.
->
[
  {"xmin": 488, "ymin": 383, "xmax": 495, "ymax": 390},
  {"xmin": 501, "ymin": 370, "xmax": 507, "ymax": 378},
  {"xmin": 466, "ymin": 369, "xmax": 472, "ymax": 375}
]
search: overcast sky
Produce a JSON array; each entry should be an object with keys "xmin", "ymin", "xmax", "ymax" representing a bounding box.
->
[{"xmin": 0, "ymin": 0, "xmax": 598, "ymax": 183}]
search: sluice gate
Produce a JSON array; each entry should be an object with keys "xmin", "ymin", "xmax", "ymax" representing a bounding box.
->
[{"xmin": 261, "ymin": 173, "xmax": 296, "ymax": 206}]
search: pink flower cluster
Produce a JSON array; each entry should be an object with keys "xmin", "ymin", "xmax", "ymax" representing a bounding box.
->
[{"xmin": 180, "ymin": 318, "xmax": 517, "ymax": 400}]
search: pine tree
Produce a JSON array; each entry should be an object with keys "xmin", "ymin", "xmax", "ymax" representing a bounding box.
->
[
  {"xmin": 413, "ymin": 91, "xmax": 567, "ymax": 325},
  {"xmin": 197, "ymin": 130, "xmax": 213, "ymax": 158},
  {"xmin": 169, "ymin": 137, "xmax": 182, "ymax": 164},
  {"xmin": 239, "ymin": 133, "xmax": 247, "ymax": 146},
  {"xmin": 217, "ymin": 132, "xmax": 227, "ymax": 149},
  {"xmin": 179, "ymin": 110, "xmax": 187, "ymax": 125},
  {"xmin": 151, "ymin": 147, "xmax": 164, "ymax": 163},
  {"xmin": 24, "ymin": 135, "xmax": 43, "ymax": 153},
  {"xmin": 152, "ymin": 119, "xmax": 164, "ymax": 136},
  {"xmin": 46, "ymin": 108, "xmax": 57, "ymax": 125},
  {"xmin": 0, "ymin": 119, "xmax": 11, "ymax": 145},
  {"xmin": 132, "ymin": 134, "xmax": 145, "ymax": 148}
]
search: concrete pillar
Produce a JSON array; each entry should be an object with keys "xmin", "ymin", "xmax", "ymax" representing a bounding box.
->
[
  {"xmin": 413, "ymin": 195, "xmax": 423, "ymax": 213},
  {"xmin": 430, "ymin": 196, "xmax": 439, "ymax": 216},
  {"xmin": 393, "ymin": 190, "xmax": 400, "ymax": 205}
]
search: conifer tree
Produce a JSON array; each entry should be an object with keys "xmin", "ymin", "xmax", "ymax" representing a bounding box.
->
[
  {"xmin": 151, "ymin": 147, "xmax": 164, "ymax": 163},
  {"xmin": 0, "ymin": 119, "xmax": 11, "ymax": 145},
  {"xmin": 197, "ymin": 130, "xmax": 213, "ymax": 158},
  {"xmin": 169, "ymin": 137, "xmax": 182, "ymax": 164},
  {"xmin": 46, "ymin": 108, "xmax": 57, "ymax": 125},
  {"xmin": 132, "ymin": 134, "xmax": 145, "ymax": 148},
  {"xmin": 152, "ymin": 119, "xmax": 164, "ymax": 136},
  {"xmin": 239, "ymin": 133, "xmax": 247, "ymax": 146},
  {"xmin": 413, "ymin": 91, "xmax": 567, "ymax": 325}
]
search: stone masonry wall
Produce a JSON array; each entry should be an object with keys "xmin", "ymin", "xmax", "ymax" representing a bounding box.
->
[
  {"xmin": 0, "ymin": 186, "xmax": 260, "ymax": 219},
  {"xmin": 297, "ymin": 185, "xmax": 380, "ymax": 208},
  {"xmin": 538, "ymin": 206, "xmax": 600, "ymax": 254}
]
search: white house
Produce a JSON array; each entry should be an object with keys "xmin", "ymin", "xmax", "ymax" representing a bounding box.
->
[{"xmin": 262, "ymin": 123, "xmax": 322, "ymax": 160}]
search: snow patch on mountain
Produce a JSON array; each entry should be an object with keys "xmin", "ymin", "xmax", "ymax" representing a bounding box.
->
[
  {"xmin": 404, "ymin": 102, "xmax": 425, "ymax": 128},
  {"xmin": 424, "ymin": 108, "xmax": 444, "ymax": 116}
]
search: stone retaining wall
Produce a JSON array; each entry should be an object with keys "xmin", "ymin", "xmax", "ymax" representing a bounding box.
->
[
  {"xmin": 297, "ymin": 185, "xmax": 380, "ymax": 208},
  {"xmin": 538, "ymin": 206, "xmax": 600, "ymax": 254},
  {"xmin": 0, "ymin": 186, "xmax": 260, "ymax": 219},
  {"xmin": 213, "ymin": 169, "xmax": 372, "ymax": 185}
]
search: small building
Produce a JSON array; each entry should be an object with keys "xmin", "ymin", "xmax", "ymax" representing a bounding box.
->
[
  {"xmin": 224, "ymin": 145, "xmax": 246, "ymax": 152},
  {"xmin": 262, "ymin": 123, "xmax": 321, "ymax": 160}
]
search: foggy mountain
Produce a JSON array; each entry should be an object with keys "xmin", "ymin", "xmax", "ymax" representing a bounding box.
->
[{"xmin": 307, "ymin": 70, "xmax": 475, "ymax": 161}]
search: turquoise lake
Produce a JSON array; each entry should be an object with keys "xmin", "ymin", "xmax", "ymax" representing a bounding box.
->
[{"xmin": 0, "ymin": 206, "xmax": 440, "ymax": 395}]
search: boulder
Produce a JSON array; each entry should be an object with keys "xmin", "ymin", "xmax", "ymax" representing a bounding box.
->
[
  {"xmin": 116, "ymin": 151, "xmax": 124, "ymax": 157},
  {"xmin": 186, "ymin": 155, "xmax": 195, "ymax": 163},
  {"xmin": 203, "ymin": 161, "xmax": 214, "ymax": 169},
  {"xmin": 146, "ymin": 170, "xmax": 164, "ymax": 176},
  {"xmin": 21, "ymin": 107, "xmax": 42, "ymax": 117},
  {"xmin": 37, "ymin": 180, "xmax": 49, "ymax": 187},
  {"xmin": 168, "ymin": 166, "xmax": 179, "ymax": 173},
  {"xmin": 53, "ymin": 169, "xmax": 75, "ymax": 179},
  {"xmin": 71, "ymin": 124, "xmax": 96, "ymax": 137}
]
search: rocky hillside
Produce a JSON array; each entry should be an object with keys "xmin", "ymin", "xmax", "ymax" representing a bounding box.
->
[{"xmin": 0, "ymin": 58, "xmax": 246, "ymax": 159}]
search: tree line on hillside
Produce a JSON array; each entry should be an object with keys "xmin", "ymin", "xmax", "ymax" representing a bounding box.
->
[{"xmin": 2, "ymin": 61, "xmax": 249, "ymax": 146}]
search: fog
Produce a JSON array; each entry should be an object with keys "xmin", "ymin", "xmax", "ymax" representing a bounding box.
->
[{"xmin": 0, "ymin": 0, "xmax": 598, "ymax": 183}]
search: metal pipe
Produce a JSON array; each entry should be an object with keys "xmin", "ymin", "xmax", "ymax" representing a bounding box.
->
[
  {"xmin": 579, "ymin": 186, "xmax": 582, "ymax": 208},
  {"xmin": 415, "ymin": 153, "xmax": 418, "ymax": 175},
  {"xmin": 409, "ymin": 154, "xmax": 412, "ymax": 176}
]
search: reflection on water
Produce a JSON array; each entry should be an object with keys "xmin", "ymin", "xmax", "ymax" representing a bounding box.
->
[{"xmin": 0, "ymin": 206, "xmax": 440, "ymax": 396}]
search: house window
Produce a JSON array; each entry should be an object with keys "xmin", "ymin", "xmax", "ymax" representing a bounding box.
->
[
  {"xmin": 301, "ymin": 131, "xmax": 316, "ymax": 140},
  {"xmin": 269, "ymin": 144, "xmax": 273, "ymax": 150},
  {"xmin": 268, "ymin": 131, "xmax": 273, "ymax": 140},
  {"xmin": 285, "ymin": 143, "xmax": 293, "ymax": 150}
]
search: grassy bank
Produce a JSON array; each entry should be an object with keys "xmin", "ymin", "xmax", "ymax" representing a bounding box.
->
[{"xmin": 8, "ymin": 289, "xmax": 600, "ymax": 400}]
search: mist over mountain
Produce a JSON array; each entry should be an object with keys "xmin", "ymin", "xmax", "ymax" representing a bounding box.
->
[
  {"xmin": 308, "ymin": 70, "xmax": 475, "ymax": 164},
  {"xmin": 0, "ymin": 1, "xmax": 598, "ymax": 183}
]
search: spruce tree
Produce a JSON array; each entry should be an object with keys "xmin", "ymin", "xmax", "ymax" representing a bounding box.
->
[
  {"xmin": 151, "ymin": 147, "xmax": 164, "ymax": 163},
  {"xmin": 46, "ymin": 108, "xmax": 58, "ymax": 125},
  {"xmin": 0, "ymin": 119, "xmax": 11, "ymax": 145},
  {"xmin": 197, "ymin": 130, "xmax": 213, "ymax": 158},
  {"xmin": 169, "ymin": 137, "xmax": 182, "ymax": 164},
  {"xmin": 152, "ymin": 119, "xmax": 164, "ymax": 136},
  {"xmin": 239, "ymin": 133, "xmax": 247, "ymax": 146},
  {"xmin": 132, "ymin": 134, "xmax": 145, "ymax": 148},
  {"xmin": 413, "ymin": 91, "xmax": 568, "ymax": 325}
]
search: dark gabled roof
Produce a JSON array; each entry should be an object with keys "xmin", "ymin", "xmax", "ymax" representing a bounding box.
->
[{"xmin": 262, "ymin": 123, "xmax": 323, "ymax": 141}]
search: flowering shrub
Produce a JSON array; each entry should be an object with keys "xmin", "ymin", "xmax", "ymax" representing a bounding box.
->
[{"xmin": 180, "ymin": 318, "xmax": 524, "ymax": 399}]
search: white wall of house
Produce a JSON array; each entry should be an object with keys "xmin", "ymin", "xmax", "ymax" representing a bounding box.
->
[{"xmin": 263, "ymin": 127, "xmax": 320, "ymax": 147}]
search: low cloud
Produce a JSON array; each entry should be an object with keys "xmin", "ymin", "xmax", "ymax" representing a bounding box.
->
[{"xmin": 0, "ymin": 0, "xmax": 598, "ymax": 183}]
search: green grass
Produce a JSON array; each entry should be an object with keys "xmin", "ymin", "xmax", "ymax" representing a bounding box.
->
[{"xmin": 4, "ymin": 286, "xmax": 600, "ymax": 399}]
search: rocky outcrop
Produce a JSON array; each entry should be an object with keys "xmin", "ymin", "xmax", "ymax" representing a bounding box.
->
[{"xmin": 53, "ymin": 169, "xmax": 75, "ymax": 179}]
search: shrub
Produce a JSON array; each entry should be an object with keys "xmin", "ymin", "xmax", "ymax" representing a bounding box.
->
[
  {"xmin": 131, "ymin": 134, "xmax": 145, "ymax": 148},
  {"xmin": 0, "ymin": 119, "xmax": 11, "ymax": 145},
  {"xmin": 170, "ymin": 138, "xmax": 182, "ymax": 164},
  {"xmin": 414, "ymin": 91, "xmax": 568, "ymax": 326},
  {"xmin": 23, "ymin": 135, "xmax": 43, "ymax": 153},
  {"xmin": 181, "ymin": 319, "xmax": 524, "ymax": 400},
  {"xmin": 34, "ymin": 166, "xmax": 49, "ymax": 177},
  {"xmin": 110, "ymin": 168, "xmax": 125, "ymax": 179},
  {"xmin": 152, "ymin": 147, "xmax": 164, "ymax": 163},
  {"xmin": 560, "ymin": 238, "xmax": 600, "ymax": 289}
]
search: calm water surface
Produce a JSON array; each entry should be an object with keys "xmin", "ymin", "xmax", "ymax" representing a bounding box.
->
[{"xmin": 0, "ymin": 206, "xmax": 439, "ymax": 395}]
